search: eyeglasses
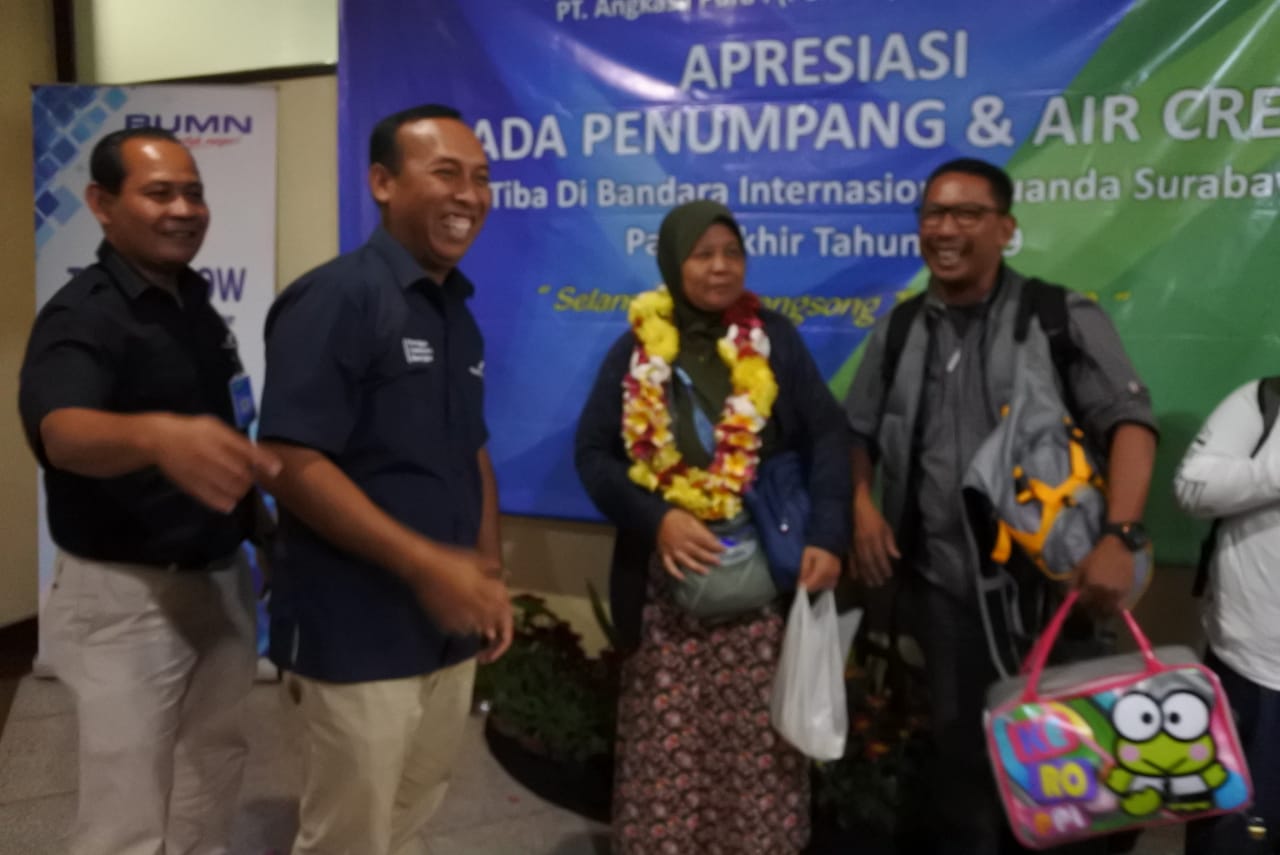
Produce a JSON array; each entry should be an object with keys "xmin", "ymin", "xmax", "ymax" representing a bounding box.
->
[{"xmin": 916, "ymin": 204, "xmax": 1006, "ymax": 229}]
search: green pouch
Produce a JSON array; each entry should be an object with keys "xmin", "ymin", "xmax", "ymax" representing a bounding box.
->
[{"xmin": 670, "ymin": 514, "xmax": 778, "ymax": 622}]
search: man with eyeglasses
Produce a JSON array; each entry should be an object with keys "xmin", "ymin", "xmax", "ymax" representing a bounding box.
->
[{"xmin": 843, "ymin": 158, "xmax": 1157, "ymax": 853}]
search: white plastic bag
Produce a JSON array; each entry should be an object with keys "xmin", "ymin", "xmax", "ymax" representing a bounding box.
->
[{"xmin": 769, "ymin": 587, "xmax": 848, "ymax": 760}]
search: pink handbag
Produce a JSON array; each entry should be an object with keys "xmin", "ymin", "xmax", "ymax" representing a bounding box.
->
[{"xmin": 984, "ymin": 590, "xmax": 1252, "ymax": 850}]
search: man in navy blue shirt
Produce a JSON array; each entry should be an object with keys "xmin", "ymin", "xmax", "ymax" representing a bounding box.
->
[
  {"xmin": 19, "ymin": 127, "xmax": 280, "ymax": 855},
  {"xmin": 258, "ymin": 104, "xmax": 512, "ymax": 855}
]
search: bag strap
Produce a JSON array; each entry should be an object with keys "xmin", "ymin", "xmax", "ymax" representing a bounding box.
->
[
  {"xmin": 1015, "ymin": 278, "xmax": 1081, "ymax": 411},
  {"xmin": 888, "ymin": 277, "xmax": 1076, "ymax": 390},
  {"xmin": 1019, "ymin": 589, "xmax": 1160, "ymax": 703},
  {"xmin": 879, "ymin": 291, "xmax": 926, "ymax": 391},
  {"xmin": 1193, "ymin": 375, "xmax": 1280, "ymax": 596},
  {"xmin": 671, "ymin": 365, "xmax": 718, "ymax": 455}
]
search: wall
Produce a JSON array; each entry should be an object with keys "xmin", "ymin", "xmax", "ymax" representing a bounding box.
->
[
  {"xmin": 74, "ymin": 0, "xmax": 337, "ymax": 83},
  {"xmin": 275, "ymin": 75, "xmax": 339, "ymax": 288},
  {"xmin": 0, "ymin": 2, "xmax": 56, "ymax": 627}
]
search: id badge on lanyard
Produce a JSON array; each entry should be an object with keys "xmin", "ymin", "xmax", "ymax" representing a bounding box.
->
[{"xmin": 228, "ymin": 372, "xmax": 256, "ymax": 429}]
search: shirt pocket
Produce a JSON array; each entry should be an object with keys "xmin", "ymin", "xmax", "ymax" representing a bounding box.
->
[
  {"xmin": 118, "ymin": 337, "xmax": 201, "ymax": 413},
  {"xmin": 360, "ymin": 338, "xmax": 447, "ymax": 454}
]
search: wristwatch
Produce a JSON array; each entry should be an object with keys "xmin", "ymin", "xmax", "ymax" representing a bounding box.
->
[{"xmin": 1101, "ymin": 521, "xmax": 1149, "ymax": 552}]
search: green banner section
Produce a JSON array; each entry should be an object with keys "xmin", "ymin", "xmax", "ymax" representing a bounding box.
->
[{"xmin": 834, "ymin": 0, "xmax": 1280, "ymax": 564}]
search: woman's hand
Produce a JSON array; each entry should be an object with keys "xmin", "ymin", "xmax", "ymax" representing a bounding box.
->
[
  {"xmin": 657, "ymin": 509, "xmax": 724, "ymax": 581},
  {"xmin": 798, "ymin": 546, "xmax": 841, "ymax": 592}
]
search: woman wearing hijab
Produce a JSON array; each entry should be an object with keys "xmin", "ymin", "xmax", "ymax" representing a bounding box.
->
[{"xmin": 575, "ymin": 200, "xmax": 851, "ymax": 853}]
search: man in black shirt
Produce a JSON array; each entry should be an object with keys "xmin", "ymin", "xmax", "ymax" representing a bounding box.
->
[
  {"xmin": 258, "ymin": 104, "xmax": 512, "ymax": 854},
  {"xmin": 18, "ymin": 127, "xmax": 280, "ymax": 855}
]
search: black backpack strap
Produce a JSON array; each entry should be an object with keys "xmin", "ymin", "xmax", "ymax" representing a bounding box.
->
[
  {"xmin": 1015, "ymin": 277, "xmax": 1081, "ymax": 385},
  {"xmin": 1257, "ymin": 376, "xmax": 1280, "ymax": 446},
  {"xmin": 875, "ymin": 291, "xmax": 928, "ymax": 437},
  {"xmin": 1015, "ymin": 278, "xmax": 1083, "ymax": 423},
  {"xmin": 1194, "ymin": 375, "xmax": 1280, "ymax": 596},
  {"xmin": 880, "ymin": 291, "xmax": 927, "ymax": 389},
  {"xmin": 1193, "ymin": 520, "xmax": 1222, "ymax": 598}
]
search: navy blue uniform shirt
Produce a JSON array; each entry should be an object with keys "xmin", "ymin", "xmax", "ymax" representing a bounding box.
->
[
  {"xmin": 259, "ymin": 227, "xmax": 488, "ymax": 683},
  {"xmin": 18, "ymin": 241, "xmax": 253, "ymax": 567}
]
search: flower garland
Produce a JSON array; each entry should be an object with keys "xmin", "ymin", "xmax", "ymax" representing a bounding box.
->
[{"xmin": 622, "ymin": 285, "xmax": 778, "ymax": 521}]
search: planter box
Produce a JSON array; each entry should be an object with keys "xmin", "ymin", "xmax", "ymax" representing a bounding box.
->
[{"xmin": 483, "ymin": 715, "xmax": 614, "ymax": 823}]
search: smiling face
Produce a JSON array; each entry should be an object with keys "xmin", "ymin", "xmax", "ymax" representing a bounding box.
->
[
  {"xmin": 86, "ymin": 138, "xmax": 209, "ymax": 278},
  {"xmin": 679, "ymin": 222, "xmax": 746, "ymax": 313},
  {"xmin": 918, "ymin": 171, "xmax": 1015, "ymax": 301},
  {"xmin": 370, "ymin": 117, "xmax": 491, "ymax": 282}
]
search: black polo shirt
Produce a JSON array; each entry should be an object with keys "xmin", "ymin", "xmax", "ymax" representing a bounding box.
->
[
  {"xmin": 259, "ymin": 227, "xmax": 488, "ymax": 683},
  {"xmin": 18, "ymin": 241, "xmax": 253, "ymax": 566}
]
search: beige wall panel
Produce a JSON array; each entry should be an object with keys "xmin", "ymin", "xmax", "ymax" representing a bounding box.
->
[{"xmin": 0, "ymin": 1, "xmax": 56, "ymax": 627}]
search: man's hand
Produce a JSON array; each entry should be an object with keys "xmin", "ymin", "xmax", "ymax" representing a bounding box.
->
[
  {"xmin": 411, "ymin": 545, "xmax": 513, "ymax": 655},
  {"xmin": 1073, "ymin": 534, "xmax": 1135, "ymax": 614},
  {"xmin": 798, "ymin": 546, "xmax": 841, "ymax": 592},
  {"xmin": 851, "ymin": 501, "xmax": 900, "ymax": 587},
  {"xmin": 657, "ymin": 509, "xmax": 724, "ymax": 581},
  {"xmin": 150, "ymin": 414, "xmax": 282, "ymax": 513},
  {"xmin": 474, "ymin": 551, "xmax": 512, "ymax": 664}
]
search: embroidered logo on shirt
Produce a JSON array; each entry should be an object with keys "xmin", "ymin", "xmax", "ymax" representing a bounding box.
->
[
  {"xmin": 469, "ymin": 360, "xmax": 485, "ymax": 378},
  {"xmin": 403, "ymin": 338, "xmax": 435, "ymax": 365}
]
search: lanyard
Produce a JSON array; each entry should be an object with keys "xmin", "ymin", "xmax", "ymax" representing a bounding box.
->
[{"xmin": 672, "ymin": 365, "xmax": 718, "ymax": 455}]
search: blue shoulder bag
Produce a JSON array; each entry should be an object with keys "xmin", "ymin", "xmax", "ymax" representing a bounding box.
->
[
  {"xmin": 743, "ymin": 450, "xmax": 810, "ymax": 592},
  {"xmin": 671, "ymin": 368, "xmax": 810, "ymax": 593}
]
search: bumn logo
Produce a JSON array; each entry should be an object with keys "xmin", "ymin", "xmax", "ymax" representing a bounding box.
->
[{"xmin": 124, "ymin": 114, "xmax": 254, "ymax": 135}]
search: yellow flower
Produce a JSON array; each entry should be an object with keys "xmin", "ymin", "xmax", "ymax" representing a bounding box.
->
[
  {"xmin": 623, "ymin": 409, "xmax": 650, "ymax": 438},
  {"xmin": 721, "ymin": 412, "xmax": 761, "ymax": 433},
  {"xmin": 722, "ymin": 429, "xmax": 761, "ymax": 451},
  {"xmin": 716, "ymin": 336, "xmax": 738, "ymax": 366},
  {"xmin": 705, "ymin": 492, "xmax": 741, "ymax": 521},
  {"xmin": 621, "ymin": 288, "xmax": 777, "ymax": 519},
  {"xmin": 645, "ymin": 324, "xmax": 678, "ymax": 364},
  {"xmin": 628, "ymin": 461, "xmax": 660, "ymax": 491},
  {"xmin": 628, "ymin": 287, "xmax": 672, "ymax": 324},
  {"xmin": 720, "ymin": 450, "xmax": 753, "ymax": 480},
  {"xmin": 733, "ymin": 356, "xmax": 778, "ymax": 417},
  {"xmin": 652, "ymin": 444, "xmax": 682, "ymax": 473},
  {"xmin": 665, "ymin": 476, "xmax": 703, "ymax": 510}
]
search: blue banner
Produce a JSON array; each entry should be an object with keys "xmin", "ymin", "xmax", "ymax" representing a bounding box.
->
[{"xmin": 338, "ymin": 1, "xmax": 1280, "ymax": 560}]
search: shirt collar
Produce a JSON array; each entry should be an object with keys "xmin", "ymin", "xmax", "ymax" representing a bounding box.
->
[
  {"xmin": 367, "ymin": 226, "xmax": 475, "ymax": 299},
  {"xmin": 96, "ymin": 241, "xmax": 208, "ymax": 305},
  {"xmin": 924, "ymin": 263, "xmax": 1009, "ymax": 312}
]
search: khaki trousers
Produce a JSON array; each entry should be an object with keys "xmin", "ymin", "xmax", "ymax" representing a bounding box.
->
[
  {"xmin": 43, "ymin": 549, "xmax": 257, "ymax": 855},
  {"xmin": 284, "ymin": 658, "xmax": 477, "ymax": 855}
]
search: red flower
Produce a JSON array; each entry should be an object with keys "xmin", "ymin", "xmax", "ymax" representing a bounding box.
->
[{"xmin": 721, "ymin": 291, "xmax": 762, "ymax": 326}]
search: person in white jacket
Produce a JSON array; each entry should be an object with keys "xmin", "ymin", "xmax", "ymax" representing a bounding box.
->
[{"xmin": 1174, "ymin": 377, "xmax": 1280, "ymax": 854}]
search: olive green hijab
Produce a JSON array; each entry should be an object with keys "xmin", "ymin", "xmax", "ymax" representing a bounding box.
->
[{"xmin": 656, "ymin": 200, "xmax": 745, "ymax": 468}]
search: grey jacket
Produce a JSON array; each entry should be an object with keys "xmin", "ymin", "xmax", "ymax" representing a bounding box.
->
[{"xmin": 845, "ymin": 266, "xmax": 1156, "ymax": 594}]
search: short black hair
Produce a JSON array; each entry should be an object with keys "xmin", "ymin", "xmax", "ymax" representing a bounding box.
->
[
  {"xmin": 923, "ymin": 158, "xmax": 1014, "ymax": 212},
  {"xmin": 368, "ymin": 104, "xmax": 464, "ymax": 174},
  {"xmin": 89, "ymin": 127, "xmax": 183, "ymax": 194}
]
